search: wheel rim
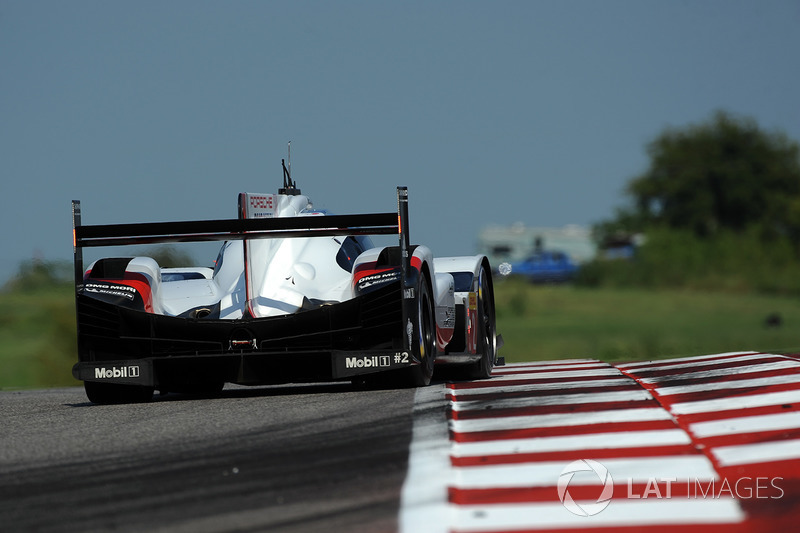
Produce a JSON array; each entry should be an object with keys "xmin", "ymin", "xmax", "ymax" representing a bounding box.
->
[
  {"xmin": 418, "ymin": 292, "xmax": 433, "ymax": 361},
  {"xmin": 415, "ymin": 274, "xmax": 435, "ymax": 381}
]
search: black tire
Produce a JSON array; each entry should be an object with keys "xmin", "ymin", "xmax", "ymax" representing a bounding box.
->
[
  {"xmin": 84, "ymin": 381, "xmax": 154, "ymax": 405},
  {"xmin": 464, "ymin": 265, "xmax": 497, "ymax": 380},
  {"xmin": 406, "ymin": 270, "xmax": 436, "ymax": 387}
]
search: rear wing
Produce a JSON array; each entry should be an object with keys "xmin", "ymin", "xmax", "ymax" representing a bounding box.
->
[{"xmin": 72, "ymin": 186, "xmax": 411, "ymax": 285}]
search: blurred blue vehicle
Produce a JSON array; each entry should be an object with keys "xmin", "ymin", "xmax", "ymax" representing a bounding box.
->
[{"xmin": 497, "ymin": 250, "xmax": 578, "ymax": 283}]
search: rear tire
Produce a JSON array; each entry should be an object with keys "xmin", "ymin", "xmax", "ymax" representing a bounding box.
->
[
  {"xmin": 464, "ymin": 265, "xmax": 497, "ymax": 380},
  {"xmin": 405, "ymin": 271, "xmax": 436, "ymax": 387},
  {"xmin": 84, "ymin": 381, "xmax": 154, "ymax": 404}
]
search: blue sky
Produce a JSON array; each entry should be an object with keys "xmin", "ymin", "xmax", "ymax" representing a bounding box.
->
[{"xmin": 2, "ymin": 0, "xmax": 799, "ymax": 284}]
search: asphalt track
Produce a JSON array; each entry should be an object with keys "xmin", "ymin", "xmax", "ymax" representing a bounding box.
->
[
  {"xmin": 0, "ymin": 383, "xmax": 416, "ymax": 533},
  {"xmin": 4, "ymin": 352, "xmax": 800, "ymax": 533}
]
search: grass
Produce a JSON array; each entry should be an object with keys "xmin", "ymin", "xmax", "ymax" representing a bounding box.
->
[
  {"xmin": 0, "ymin": 285, "xmax": 77, "ymax": 389},
  {"xmin": 3, "ymin": 279, "xmax": 800, "ymax": 389},
  {"xmin": 495, "ymin": 278, "xmax": 800, "ymax": 363}
]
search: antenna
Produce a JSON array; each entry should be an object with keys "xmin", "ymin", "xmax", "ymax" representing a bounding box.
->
[
  {"xmin": 279, "ymin": 141, "xmax": 301, "ymax": 195},
  {"xmin": 282, "ymin": 159, "xmax": 290, "ymax": 189}
]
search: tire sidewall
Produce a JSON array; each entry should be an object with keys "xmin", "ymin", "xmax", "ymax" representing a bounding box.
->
[
  {"xmin": 410, "ymin": 270, "xmax": 435, "ymax": 386},
  {"xmin": 469, "ymin": 266, "xmax": 496, "ymax": 379}
]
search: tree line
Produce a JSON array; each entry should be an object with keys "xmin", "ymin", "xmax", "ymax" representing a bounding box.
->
[{"xmin": 585, "ymin": 110, "xmax": 800, "ymax": 295}]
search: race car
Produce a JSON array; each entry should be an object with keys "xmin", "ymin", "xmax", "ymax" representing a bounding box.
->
[{"xmin": 71, "ymin": 166, "xmax": 502, "ymax": 403}]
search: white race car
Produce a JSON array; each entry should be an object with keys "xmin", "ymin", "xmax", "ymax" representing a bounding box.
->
[{"xmin": 72, "ymin": 165, "xmax": 501, "ymax": 403}]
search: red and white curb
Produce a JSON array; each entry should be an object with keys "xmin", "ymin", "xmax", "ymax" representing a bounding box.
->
[{"xmin": 400, "ymin": 352, "xmax": 800, "ymax": 532}]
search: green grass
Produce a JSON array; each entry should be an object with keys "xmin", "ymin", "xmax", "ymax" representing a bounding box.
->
[
  {"xmin": 495, "ymin": 278, "xmax": 800, "ymax": 363},
  {"xmin": 0, "ymin": 285, "xmax": 77, "ymax": 389},
  {"xmin": 3, "ymin": 279, "xmax": 800, "ymax": 389}
]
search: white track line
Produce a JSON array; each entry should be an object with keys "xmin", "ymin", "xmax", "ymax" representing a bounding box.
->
[
  {"xmin": 494, "ymin": 359, "xmax": 604, "ymax": 369},
  {"xmin": 689, "ymin": 411, "xmax": 800, "ymax": 438},
  {"xmin": 638, "ymin": 361, "xmax": 800, "ymax": 384},
  {"xmin": 491, "ymin": 364, "xmax": 610, "ymax": 375},
  {"xmin": 670, "ymin": 389, "xmax": 800, "ymax": 415},
  {"xmin": 450, "ymin": 499, "xmax": 744, "ymax": 532},
  {"xmin": 655, "ymin": 373, "xmax": 800, "ymax": 396},
  {"xmin": 450, "ymin": 389, "xmax": 653, "ymax": 412},
  {"xmin": 483, "ymin": 367, "xmax": 624, "ymax": 381},
  {"xmin": 451, "ymin": 429, "xmax": 691, "ymax": 457},
  {"xmin": 450, "ymin": 407, "xmax": 675, "ymax": 434},
  {"xmin": 621, "ymin": 353, "xmax": 785, "ymax": 373},
  {"xmin": 449, "ymin": 378, "xmax": 635, "ymax": 397},
  {"xmin": 453, "ymin": 456, "xmax": 719, "ymax": 489},
  {"xmin": 712, "ymin": 438, "xmax": 800, "ymax": 467},
  {"xmin": 399, "ymin": 384, "xmax": 451, "ymax": 533},
  {"xmin": 618, "ymin": 352, "xmax": 759, "ymax": 369}
]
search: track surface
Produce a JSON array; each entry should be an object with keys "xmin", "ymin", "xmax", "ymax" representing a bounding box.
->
[
  {"xmin": 0, "ymin": 383, "xmax": 416, "ymax": 533},
  {"xmin": 4, "ymin": 352, "xmax": 800, "ymax": 533}
]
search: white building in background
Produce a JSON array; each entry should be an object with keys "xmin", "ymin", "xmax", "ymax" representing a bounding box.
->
[{"xmin": 477, "ymin": 223, "xmax": 597, "ymax": 268}]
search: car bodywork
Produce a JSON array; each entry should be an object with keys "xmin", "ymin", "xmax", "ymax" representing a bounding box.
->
[{"xmin": 71, "ymin": 175, "xmax": 501, "ymax": 403}]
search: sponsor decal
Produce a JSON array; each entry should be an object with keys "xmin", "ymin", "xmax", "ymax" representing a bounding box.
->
[
  {"xmin": 94, "ymin": 365, "xmax": 141, "ymax": 379},
  {"xmin": 441, "ymin": 307, "xmax": 456, "ymax": 328},
  {"xmin": 249, "ymin": 195, "xmax": 274, "ymax": 210},
  {"xmin": 345, "ymin": 355, "xmax": 392, "ymax": 369},
  {"xmin": 246, "ymin": 194, "xmax": 276, "ymax": 218},
  {"xmin": 335, "ymin": 351, "xmax": 411, "ymax": 377},
  {"xmin": 356, "ymin": 270, "xmax": 401, "ymax": 290},
  {"xmin": 83, "ymin": 282, "xmax": 136, "ymax": 301},
  {"xmin": 468, "ymin": 292, "xmax": 477, "ymax": 311},
  {"xmin": 81, "ymin": 272, "xmax": 154, "ymax": 312}
]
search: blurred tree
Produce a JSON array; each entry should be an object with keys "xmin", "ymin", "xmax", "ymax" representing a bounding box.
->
[
  {"xmin": 2, "ymin": 247, "xmax": 197, "ymax": 292},
  {"xmin": 3, "ymin": 259, "xmax": 72, "ymax": 291},
  {"xmin": 139, "ymin": 245, "xmax": 196, "ymax": 268},
  {"xmin": 598, "ymin": 111, "xmax": 800, "ymax": 242}
]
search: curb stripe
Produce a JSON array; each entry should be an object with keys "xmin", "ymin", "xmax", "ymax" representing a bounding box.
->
[
  {"xmin": 452, "ymin": 419, "xmax": 681, "ymax": 442},
  {"xmin": 402, "ymin": 352, "xmax": 800, "ymax": 532}
]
